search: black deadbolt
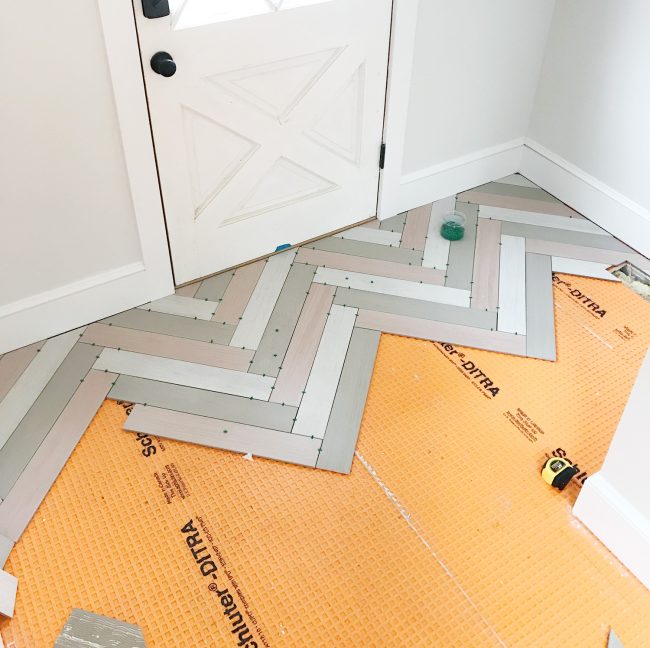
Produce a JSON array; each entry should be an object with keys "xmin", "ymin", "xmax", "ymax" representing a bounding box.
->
[{"xmin": 151, "ymin": 51, "xmax": 176, "ymax": 77}]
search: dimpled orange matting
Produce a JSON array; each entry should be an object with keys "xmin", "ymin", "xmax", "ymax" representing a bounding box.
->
[{"xmin": 2, "ymin": 274, "xmax": 650, "ymax": 647}]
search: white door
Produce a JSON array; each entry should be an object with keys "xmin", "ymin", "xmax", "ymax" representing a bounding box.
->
[{"xmin": 135, "ymin": 0, "xmax": 392, "ymax": 284}]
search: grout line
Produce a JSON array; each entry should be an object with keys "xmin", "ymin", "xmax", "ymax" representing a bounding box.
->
[{"xmin": 355, "ymin": 450, "xmax": 508, "ymax": 647}]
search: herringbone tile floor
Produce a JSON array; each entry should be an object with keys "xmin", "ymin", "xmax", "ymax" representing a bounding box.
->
[{"xmin": 0, "ymin": 173, "xmax": 647, "ymax": 552}]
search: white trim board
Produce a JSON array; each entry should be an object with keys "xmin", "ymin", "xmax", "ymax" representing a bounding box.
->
[
  {"xmin": 574, "ymin": 473, "xmax": 650, "ymax": 591},
  {"xmin": 0, "ymin": 0, "xmax": 173, "ymax": 354},
  {"xmin": 520, "ymin": 140, "xmax": 650, "ymax": 259},
  {"xmin": 379, "ymin": 137, "xmax": 524, "ymax": 219}
]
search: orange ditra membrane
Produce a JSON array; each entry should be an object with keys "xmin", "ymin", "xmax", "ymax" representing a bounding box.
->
[{"xmin": 2, "ymin": 274, "xmax": 650, "ymax": 647}]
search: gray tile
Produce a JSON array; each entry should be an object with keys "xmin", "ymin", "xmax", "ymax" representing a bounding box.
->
[
  {"xmin": 467, "ymin": 181, "xmax": 561, "ymax": 204},
  {"xmin": 102, "ymin": 309, "xmax": 235, "ymax": 345},
  {"xmin": 317, "ymin": 328, "xmax": 380, "ymax": 474},
  {"xmin": 500, "ymin": 221, "xmax": 632, "ymax": 253},
  {"xmin": 310, "ymin": 235, "xmax": 423, "ymax": 265},
  {"xmin": 608, "ymin": 629, "xmax": 625, "ymax": 648},
  {"xmin": 249, "ymin": 263, "xmax": 314, "ymax": 377},
  {"xmin": 333, "ymin": 288, "xmax": 497, "ymax": 329},
  {"xmin": 194, "ymin": 269, "xmax": 234, "ymax": 301},
  {"xmin": 445, "ymin": 201, "xmax": 478, "ymax": 290},
  {"xmin": 55, "ymin": 608, "xmax": 146, "ymax": 648},
  {"xmin": 0, "ymin": 342, "xmax": 100, "ymax": 499},
  {"xmin": 525, "ymin": 253, "xmax": 556, "ymax": 361},
  {"xmin": 379, "ymin": 212, "xmax": 407, "ymax": 233},
  {"xmin": 108, "ymin": 375, "xmax": 297, "ymax": 432},
  {"xmin": 0, "ymin": 533, "xmax": 13, "ymax": 569}
]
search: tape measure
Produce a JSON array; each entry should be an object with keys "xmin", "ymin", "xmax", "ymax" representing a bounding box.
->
[{"xmin": 541, "ymin": 457, "xmax": 579, "ymax": 490}]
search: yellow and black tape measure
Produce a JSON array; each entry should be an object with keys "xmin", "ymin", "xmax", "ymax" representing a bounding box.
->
[{"xmin": 541, "ymin": 457, "xmax": 579, "ymax": 490}]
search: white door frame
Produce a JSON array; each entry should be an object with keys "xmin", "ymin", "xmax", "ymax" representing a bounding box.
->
[
  {"xmin": 0, "ymin": 0, "xmax": 174, "ymax": 354},
  {"xmin": 377, "ymin": 0, "xmax": 420, "ymax": 219}
]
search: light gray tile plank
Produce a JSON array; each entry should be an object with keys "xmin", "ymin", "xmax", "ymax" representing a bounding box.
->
[
  {"xmin": 138, "ymin": 294, "xmax": 218, "ymax": 320},
  {"xmin": 249, "ymin": 263, "xmax": 314, "ymax": 377},
  {"xmin": 524, "ymin": 239, "xmax": 650, "ymax": 274},
  {"xmin": 0, "ymin": 329, "xmax": 81, "ymax": 452},
  {"xmin": 296, "ymin": 247, "xmax": 445, "ymax": 284},
  {"xmin": 214, "ymin": 260, "xmax": 265, "ymax": 324},
  {"xmin": 379, "ymin": 212, "xmax": 406, "ymax": 233},
  {"xmin": 0, "ymin": 342, "xmax": 101, "ymax": 499},
  {"xmin": 124, "ymin": 405, "xmax": 321, "ymax": 468},
  {"xmin": 194, "ymin": 269, "xmax": 234, "ymax": 301},
  {"xmin": 0, "ymin": 341, "xmax": 41, "ymax": 403},
  {"xmin": 471, "ymin": 218, "xmax": 501, "ymax": 311},
  {"xmin": 498, "ymin": 235, "xmax": 527, "ymax": 335},
  {"xmin": 0, "ymin": 569, "xmax": 17, "ymax": 618},
  {"xmin": 314, "ymin": 267, "xmax": 470, "ymax": 307},
  {"xmin": 94, "ymin": 349, "xmax": 274, "ymax": 400},
  {"xmin": 230, "ymin": 251, "xmax": 296, "ymax": 350},
  {"xmin": 102, "ymin": 309, "xmax": 235, "ymax": 345},
  {"xmin": 422, "ymin": 196, "xmax": 456, "ymax": 269},
  {"xmin": 550, "ymin": 257, "xmax": 619, "ymax": 281},
  {"xmin": 400, "ymin": 203, "xmax": 431, "ymax": 250},
  {"xmin": 0, "ymin": 535, "xmax": 13, "ymax": 569},
  {"xmin": 494, "ymin": 173, "xmax": 539, "ymax": 188},
  {"xmin": 310, "ymin": 235, "xmax": 423, "ymax": 265},
  {"xmin": 333, "ymin": 288, "xmax": 497, "ymax": 329},
  {"xmin": 356, "ymin": 309, "xmax": 527, "ymax": 356},
  {"xmin": 500, "ymin": 221, "xmax": 633, "ymax": 253},
  {"xmin": 54, "ymin": 608, "xmax": 146, "ymax": 648},
  {"xmin": 317, "ymin": 328, "xmax": 380, "ymax": 474},
  {"xmin": 0, "ymin": 371, "xmax": 115, "ymax": 542},
  {"xmin": 458, "ymin": 184, "xmax": 581, "ymax": 217},
  {"xmin": 270, "ymin": 284, "xmax": 335, "ymax": 406},
  {"xmin": 109, "ymin": 375, "xmax": 297, "ymax": 432},
  {"xmin": 80, "ymin": 323, "xmax": 253, "ymax": 371},
  {"xmin": 334, "ymin": 228, "xmax": 401, "ymax": 246},
  {"xmin": 445, "ymin": 201, "xmax": 478, "ymax": 290},
  {"xmin": 478, "ymin": 204, "xmax": 606, "ymax": 234},
  {"xmin": 292, "ymin": 305, "xmax": 357, "ymax": 439},
  {"xmin": 525, "ymin": 253, "xmax": 556, "ymax": 361}
]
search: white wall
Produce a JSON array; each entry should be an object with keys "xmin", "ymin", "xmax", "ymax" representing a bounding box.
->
[
  {"xmin": 524, "ymin": 0, "xmax": 650, "ymax": 257},
  {"xmin": 0, "ymin": 0, "xmax": 173, "ymax": 352},
  {"xmin": 574, "ymin": 347, "xmax": 650, "ymax": 590},
  {"xmin": 402, "ymin": 0, "xmax": 555, "ymax": 177},
  {"xmin": 379, "ymin": 0, "xmax": 556, "ymax": 217}
]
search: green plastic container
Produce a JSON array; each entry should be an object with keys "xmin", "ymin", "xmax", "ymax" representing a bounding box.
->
[{"xmin": 440, "ymin": 211, "xmax": 466, "ymax": 241}]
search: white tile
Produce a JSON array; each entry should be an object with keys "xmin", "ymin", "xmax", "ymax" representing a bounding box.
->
[
  {"xmin": 422, "ymin": 197, "xmax": 455, "ymax": 269},
  {"xmin": 229, "ymin": 250, "xmax": 296, "ymax": 350},
  {"xmin": 498, "ymin": 235, "xmax": 527, "ymax": 335},
  {"xmin": 0, "ymin": 569, "xmax": 17, "ymax": 618},
  {"xmin": 313, "ymin": 267, "xmax": 470, "ymax": 307},
  {"xmin": 0, "ymin": 329, "xmax": 81, "ymax": 452},
  {"xmin": 138, "ymin": 294, "xmax": 218, "ymax": 320},
  {"xmin": 334, "ymin": 227, "xmax": 401, "ymax": 246},
  {"xmin": 479, "ymin": 205, "xmax": 606, "ymax": 234},
  {"xmin": 292, "ymin": 305, "xmax": 357, "ymax": 439},
  {"xmin": 93, "ymin": 348, "xmax": 274, "ymax": 400},
  {"xmin": 551, "ymin": 257, "xmax": 620, "ymax": 281}
]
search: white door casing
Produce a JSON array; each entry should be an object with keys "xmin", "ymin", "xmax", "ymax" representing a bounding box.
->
[{"xmin": 136, "ymin": 0, "xmax": 392, "ymax": 284}]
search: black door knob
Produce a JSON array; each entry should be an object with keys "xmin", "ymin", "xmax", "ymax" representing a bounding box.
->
[{"xmin": 151, "ymin": 51, "xmax": 176, "ymax": 77}]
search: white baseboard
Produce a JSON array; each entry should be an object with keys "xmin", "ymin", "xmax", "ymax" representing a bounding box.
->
[
  {"xmin": 0, "ymin": 263, "xmax": 173, "ymax": 354},
  {"xmin": 574, "ymin": 472, "xmax": 650, "ymax": 591},
  {"xmin": 520, "ymin": 140, "xmax": 650, "ymax": 259},
  {"xmin": 378, "ymin": 139, "xmax": 524, "ymax": 218}
]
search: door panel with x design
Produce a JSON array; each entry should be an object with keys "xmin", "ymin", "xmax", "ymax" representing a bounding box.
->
[{"xmin": 136, "ymin": 0, "xmax": 392, "ymax": 283}]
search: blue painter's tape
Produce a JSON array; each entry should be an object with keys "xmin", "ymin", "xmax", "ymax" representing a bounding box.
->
[{"xmin": 275, "ymin": 243, "xmax": 292, "ymax": 252}]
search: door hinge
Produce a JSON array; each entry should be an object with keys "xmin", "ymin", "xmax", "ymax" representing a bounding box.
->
[
  {"xmin": 379, "ymin": 142, "xmax": 386, "ymax": 170},
  {"xmin": 142, "ymin": 0, "xmax": 170, "ymax": 19}
]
